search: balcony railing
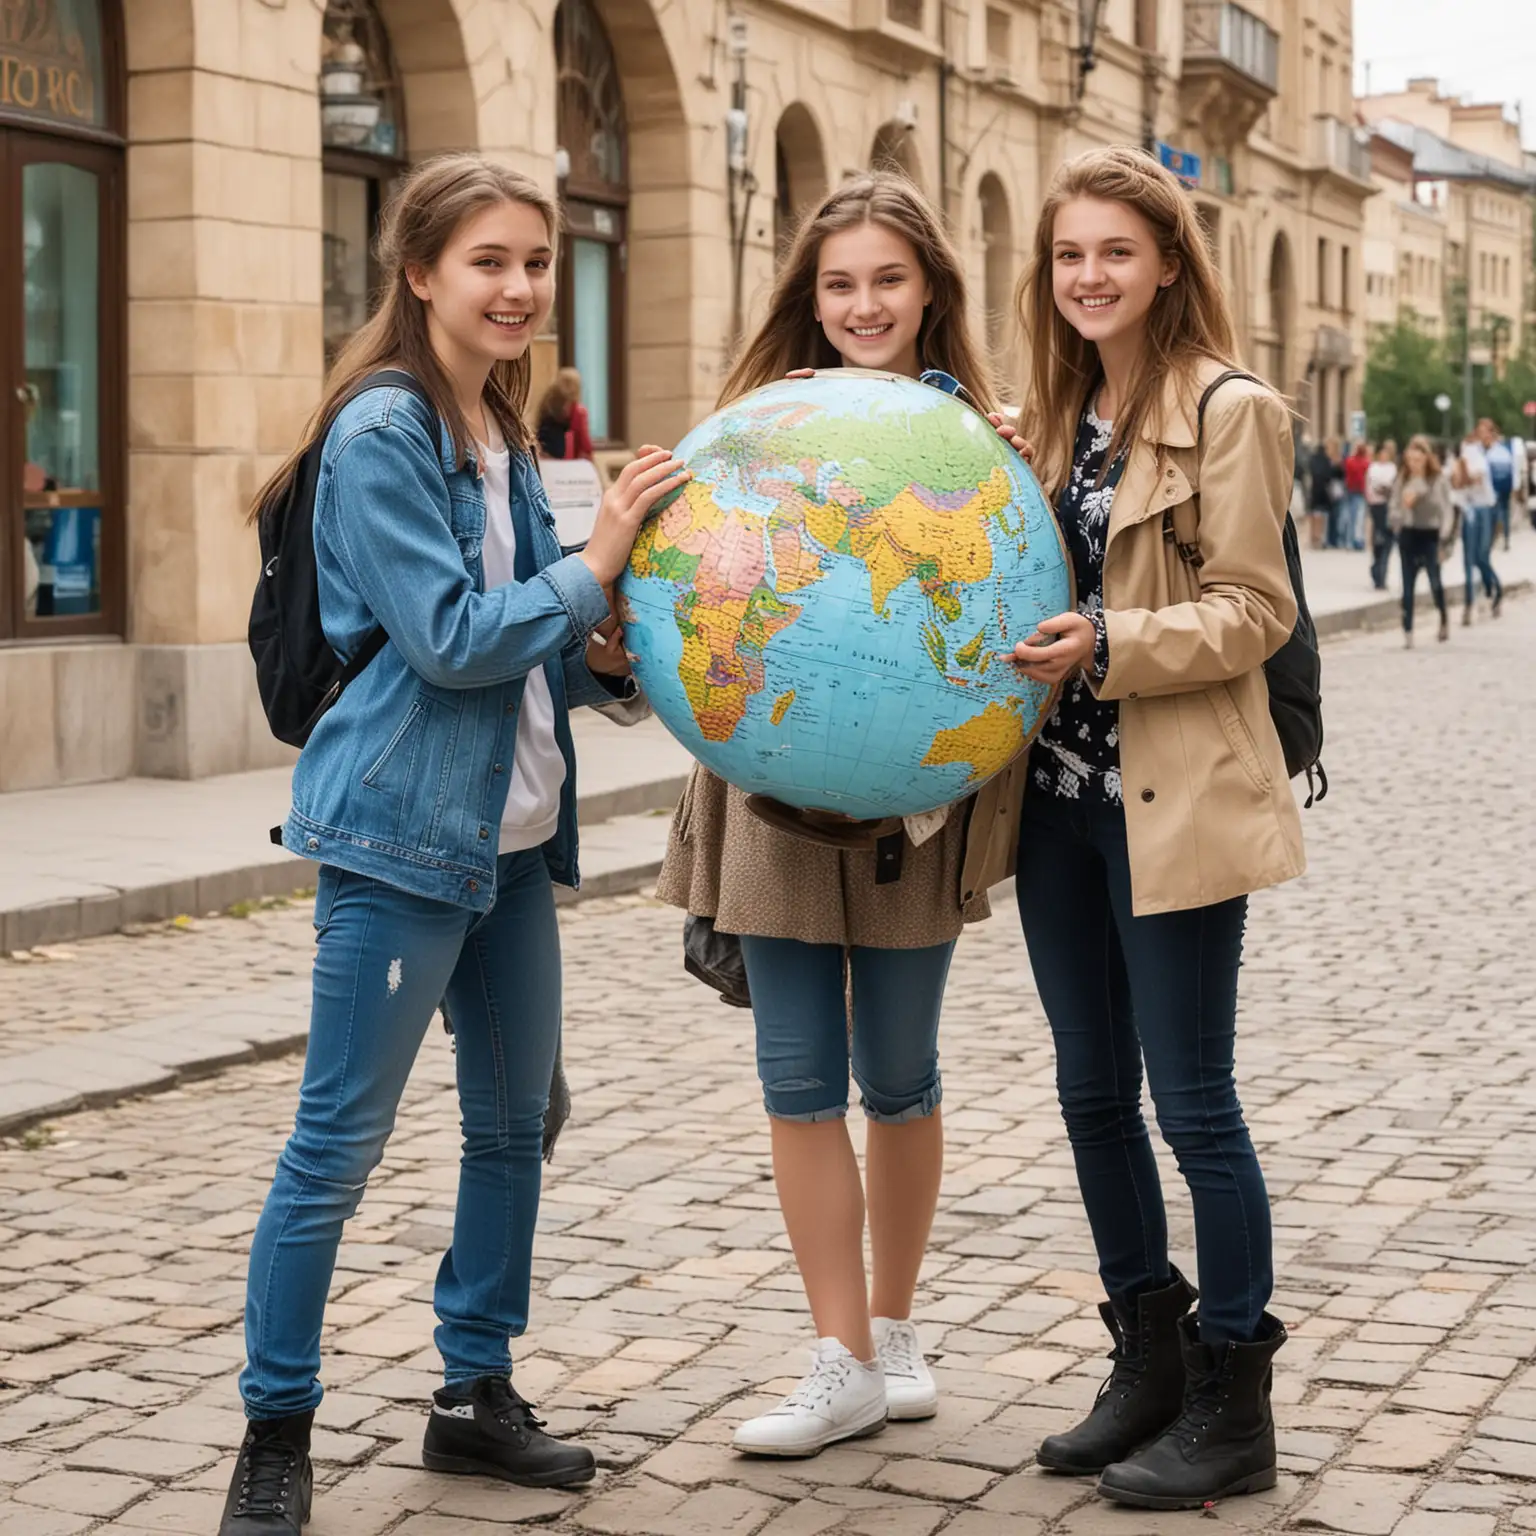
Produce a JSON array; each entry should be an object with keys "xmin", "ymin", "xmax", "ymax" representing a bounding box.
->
[
  {"xmin": 1183, "ymin": 1, "xmax": 1280, "ymax": 94},
  {"xmin": 1313, "ymin": 115, "xmax": 1372, "ymax": 183}
]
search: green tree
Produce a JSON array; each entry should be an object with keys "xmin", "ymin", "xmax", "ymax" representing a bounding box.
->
[{"xmin": 1361, "ymin": 312, "xmax": 1459, "ymax": 447}]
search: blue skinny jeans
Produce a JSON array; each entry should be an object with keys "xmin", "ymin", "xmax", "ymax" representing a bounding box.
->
[
  {"xmin": 738, "ymin": 936, "xmax": 954, "ymax": 1123},
  {"xmin": 1015, "ymin": 793, "xmax": 1272, "ymax": 1344},
  {"xmin": 239, "ymin": 850, "xmax": 561, "ymax": 1419}
]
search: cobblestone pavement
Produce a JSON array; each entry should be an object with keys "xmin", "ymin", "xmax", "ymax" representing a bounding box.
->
[{"xmin": 2, "ymin": 600, "xmax": 1535, "ymax": 1536}]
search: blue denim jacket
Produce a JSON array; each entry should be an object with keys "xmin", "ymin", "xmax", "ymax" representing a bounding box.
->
[{"xmin": 280, "ymin": 384, "xmax": 617, "ymax": 910}]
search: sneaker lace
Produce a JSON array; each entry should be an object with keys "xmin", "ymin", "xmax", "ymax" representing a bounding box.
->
[
  {"xmin": 480, "ymin": 1377, "xmax": 548, "ymax": 1431},
  {"xmin": 233, "ymin": 1434, "xmax": 299, "ymax": 1519},
  {"xmin": 780, "ymin": 1351, "xmax": 856, "ymax": 1413},
  {"xmin": 880, "ymin": 1325, "xmax": 921, "ymax": 1379}
]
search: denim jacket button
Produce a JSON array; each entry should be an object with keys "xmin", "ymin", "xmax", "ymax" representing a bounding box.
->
[
  {"xmin": 493, "ymin": 763, "xmax": 505, "ymax": 774},
  {"xmin": 478, "ymin": 827, "xmax": 489, "ymax": 840},
  {"xmin": 467, "ymin": 879, "xmax": 479, "ymax": 894},
  {"xmin": 306, "ymin": 837, "xmax": 320, "ymax": 851},
  {"xmin": 505, "ymin": 703, "xmax": 515, "ymax": 715}
]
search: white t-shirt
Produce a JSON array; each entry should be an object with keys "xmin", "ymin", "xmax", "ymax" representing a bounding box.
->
[
  {"xmin": 478, "ymin": 434, "xmax": 568, "ymax": 853},
  {"xmin": 1365, "ymin": 461, "xmax": 1398, "ymax": 504},
  {"xmin": 1457, "ymin": 440, "xmax": 1494, "ymax": 509}
]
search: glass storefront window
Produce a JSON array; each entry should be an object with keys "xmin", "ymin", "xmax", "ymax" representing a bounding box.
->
[
  {"xmin": 21, "ymin": 159, "xmax": 101, "ymax": 619},
  {"xmin": 323, "ymin": 172, "xmax": 372, "ymax": 357},
  {"xmin": 571, "ymin": 238, "xmax": 611, "ymax": 441}
]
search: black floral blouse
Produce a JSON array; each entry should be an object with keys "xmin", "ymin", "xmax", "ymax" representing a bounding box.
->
[{"xmin": 1030, "ymin": 404, "xmax": 1125, "ymax": 804}]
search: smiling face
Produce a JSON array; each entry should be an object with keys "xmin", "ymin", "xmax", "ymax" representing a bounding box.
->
[
  {"xmin": 407, "ymin": 198, "xmax": 555, "ymax": 386},
  {"xmin": 1050, "ymin": 197, "xmax": 1176, "ymax": 359},
  {"xmin": 815, "ymin": 222, "xmax": 932, "ymax": 377}
]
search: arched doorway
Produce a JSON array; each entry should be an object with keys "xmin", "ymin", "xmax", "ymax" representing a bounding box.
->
[
  {"xmin": 978, "ymin": 173, "xmax": 1014, "ymax": 375},
  {"xmin": 555, "ymin": 0, "xmax": 627, "ymax": 445},
  {"xmin": 1, "ymin": 0, "xmax": 126, "ymax": 642},
  {"xmin": 774, "ymin": 103, "xmax": 827, "ymax": 266},
  {"xmin": 320, "ymin": 0, "xmax": 408, "ymax": 358},
  {"xmin": 1267, "ymin": 233, "xmax": 1293, "ymax": 396},
  {"xmin": 870, "ymin": 121, "xmax": 922, "ymax": 186}
]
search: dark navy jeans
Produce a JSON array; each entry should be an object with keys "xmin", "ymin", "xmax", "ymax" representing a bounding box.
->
[
  {"xmin": 1015, "ymin": 793, "xmax": 1272, "ymax": 1343},
  {"xmin": 239, "ymin": 849, "xmax": 561, "ymax": 1419}
]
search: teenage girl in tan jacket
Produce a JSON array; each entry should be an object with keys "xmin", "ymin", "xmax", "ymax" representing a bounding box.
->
[{"xmin": 1003, "ymin": 147, "xmax": 1304, "ymax": 1512}]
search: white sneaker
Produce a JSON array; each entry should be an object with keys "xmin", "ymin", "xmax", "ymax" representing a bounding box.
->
[
  {"xmin": 733, "ymin": 1338, "xmax": 888, "ymax": 1457},
  {"xmin": 873, "ymin": 1317, "xmax": 939, "ymax": 1421}
]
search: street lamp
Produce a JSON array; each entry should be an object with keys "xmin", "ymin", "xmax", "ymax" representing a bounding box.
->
[
  {"xmin": 1435, "ymin": 392, "xmax": 1452, "ymax": 448},
  {"xmin": 1075, "ymin": 0, "xmax": 1106, "ymax": 102}
]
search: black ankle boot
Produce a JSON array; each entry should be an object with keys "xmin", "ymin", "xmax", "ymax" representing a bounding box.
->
[
  {"xmin": 1036, "ymin": 1267, "xmax": 1197, "ymax": 1475},
  {"xmin": 422, "ymin": 1375, "xmax": 596, "ymax": 1489},
  {"xmin": 217, "ymin": 1411, "xmax": 313, "ymax": 1533},
  {"xmin": 1097, "ymin": 1311, "xmax": 1286, "ymax": 1509}
]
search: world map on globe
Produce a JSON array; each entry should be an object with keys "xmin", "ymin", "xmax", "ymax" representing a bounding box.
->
[{"xmin": 617, "ymin": 372, "xmax": 1074, "ymax": 820}]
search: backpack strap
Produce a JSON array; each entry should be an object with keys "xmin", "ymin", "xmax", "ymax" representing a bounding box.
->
[{"xmin": 1163, "ymin": 369, "xmax": 1262, "ymax": 571}]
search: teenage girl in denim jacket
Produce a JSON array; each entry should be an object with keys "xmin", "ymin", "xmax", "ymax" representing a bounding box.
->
[{"xmin": 216, "ymin": 155, "xmax": 686, "ymax": 1536}]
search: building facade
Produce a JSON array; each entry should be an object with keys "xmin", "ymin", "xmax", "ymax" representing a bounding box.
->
[
  {"xmin": 1358, "ymin": 80, "xmax": 1536, "ymax": 371},
  {"xmin": 0, "ymin": 0, "xmax": 1367, "ymax": 792},
  {"xmin": 1361, "ymin": 132, "xmax": 1446, "ymax": 340}
]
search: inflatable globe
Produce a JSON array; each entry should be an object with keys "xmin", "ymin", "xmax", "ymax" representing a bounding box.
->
[{"xmin": 618, "ymin": 371, "xmax": 1072, "ymax": 820}]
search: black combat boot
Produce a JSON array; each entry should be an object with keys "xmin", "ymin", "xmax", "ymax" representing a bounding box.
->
[
  {"xmin": 422, "ymin": 1374, "xmax": 596, "ymax": 1489},
  {"xmin": 1036, "ymin": 1267, "xmax": 1197, "ymax": 1475},
  {"xmin": 217, "ymin": 1411, "xmax": 313, "ymax": 1533},
  {"xmin": 1097, "ymin": 1311, "xmax": 1287, "ymax": 1509}
]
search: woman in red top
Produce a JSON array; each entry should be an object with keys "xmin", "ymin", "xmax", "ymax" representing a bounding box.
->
[
  {"xmin": 1343, "ymin": 440, "xmax": 1371, "ymax": 551},
  {"xmin": 535, "ymin": 367, "xmax": 594, "ymax": 459}
]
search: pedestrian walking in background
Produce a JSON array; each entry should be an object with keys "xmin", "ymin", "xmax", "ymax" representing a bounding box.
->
[
  {"xmin": 222, "ymin": 154, "xmax": 686, "ymax": 1535},
  {"xmin": 1389, "ymin": 435, "xmax": 1455, "ymax": 648},
  {"xmin": 1365, "ymin": 439, "xmax": 1398, "ymax": 591},
  {"xmin": 535, "ymin": 365, "xmax": 595, "ymax": 460},
  {"xmin": 1307, "ymin": 438, "xmax": 1342, "ymax": 548},
  {"xmin": 658, "ymin": 172, "xmax": 1029, "ymax": 1461},
  {"xmin": 1008, "ymin": 144, "xmax": 1303, "ymax": 1512},
  {"xmin": 1344, "ymin": 439, "xmax": 1371, "ymax": 551},
  {"xmin": 1484, "ymin": 423, "xmax": 1515, "ymax": 551},
  {"xmin": 1454, "ymin": 424, "xmax": 1503, "ymax": 625}
]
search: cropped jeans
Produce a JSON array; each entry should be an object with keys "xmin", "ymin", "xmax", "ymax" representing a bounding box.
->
[
  {"xmin": 738, "ymin": 936, "xmax": 954, "ymax": 1123},
  {"xmin": 239, "ymin": 850, "xmax": 561, "ymax": 1420},
  {"xmin": 1015, "ymin": 793, "xmax": 1272, "ymax": 1344}
]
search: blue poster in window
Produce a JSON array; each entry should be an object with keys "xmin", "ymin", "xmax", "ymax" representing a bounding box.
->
[
  {"xmin": 1157, "ymin": 143, "xmax": 1202, "ymax": 189},
  {"xmin": 42, "ymin": 506, "xmax": 100, "ymax": 616}
]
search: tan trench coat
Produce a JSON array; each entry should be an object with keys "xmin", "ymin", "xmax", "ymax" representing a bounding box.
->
[{"xmin": 1066, "ymin": 358, "xmax": 1307, "ymax": 914}]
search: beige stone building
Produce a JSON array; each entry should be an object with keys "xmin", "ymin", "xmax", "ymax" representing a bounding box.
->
[
  {"xmin": 0, "ymin": 0, "xmax": 1367, "ymax": 792},
  {"xmin": 1361, "ymin": 130, "xmax": 1446, "ymax": 340},
  {"xmin": 1358, "ymin": 80, "xmax": 1535, "ymax": 368}
]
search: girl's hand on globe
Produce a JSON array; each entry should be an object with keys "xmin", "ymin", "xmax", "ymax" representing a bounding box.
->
[
  {"xmin": 585, "ymin": 612, "xmax": 632, "ymax": 678},
  {"xmin": 785, "ymin": 369, "xmax": 817, "ymax": 379},
  {"xmin": 988, "ymin": 413, "xmax": 1034, "ymax": 462},
  {"xmin": 1011, "ymin": 612, "xmax": 1095, "ymax": 684},
  {"xmin": 581, "ymin": 447, "xmax": 689, "ymax": 588}
]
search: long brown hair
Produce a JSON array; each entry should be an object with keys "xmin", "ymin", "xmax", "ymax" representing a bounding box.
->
[
  {"xmin": 1016, "ymin": 145, "xmax": 1242, "ymax": 497},
  {"xmin": 537, "ymin": 366, "xmax": 583, "ymax": 426},
  {"xmin": 250, "ymin": 154, "xmax": 558, "ymax": 523},
  {"xmin": 719, "ymin": 173, "xmax": 998, "ymax": 413},
  {"xmin": 1405, "ymin": 434, "xmax": 1441, "ymax": 479}
]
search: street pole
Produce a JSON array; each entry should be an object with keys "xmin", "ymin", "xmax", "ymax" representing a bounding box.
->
[{"xmin": 1462, "ymin": 195, "xmax": 1474, "ymax": 438}]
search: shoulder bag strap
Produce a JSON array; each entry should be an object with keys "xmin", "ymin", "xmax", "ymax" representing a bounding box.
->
[{"xmin": 1163, "ymin": 369, "xmax": 1262, "ymax": 570}]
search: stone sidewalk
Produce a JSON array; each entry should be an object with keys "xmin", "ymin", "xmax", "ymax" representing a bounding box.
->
[{"xmin": 1, "ymin": 597, "xmax": 1534, "ymax": 1534}]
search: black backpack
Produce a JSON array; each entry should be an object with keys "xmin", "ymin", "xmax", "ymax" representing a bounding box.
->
[
  {"xmin": 1166, "ymin": 369, "xmax": 1328, "ymax": 807},
  {"xmin": 249, "ymin": 369, "xmax": 433, "ymax": 748}
]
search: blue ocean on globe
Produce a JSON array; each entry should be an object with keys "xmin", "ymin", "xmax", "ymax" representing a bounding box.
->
[{"xmin": 617, "ymin": 371, "xmax": 1073, "ymax": 820}]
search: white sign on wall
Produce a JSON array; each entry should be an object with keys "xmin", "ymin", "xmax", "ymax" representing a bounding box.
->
[{"xmin": 537, "ymin": 457, "xmax": 605, "ymax": 553}]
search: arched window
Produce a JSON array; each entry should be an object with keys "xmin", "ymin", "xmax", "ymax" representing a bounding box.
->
[
  {"xmin": 556, "ymin": 0, "xmax": 627, "ymax": 444},
  {"xmin": 977, "ymin": 174, "xmax": 1013, "ymax": 371},
  {"xmin": 773, "ymin": 104, "xmax": 827, "ymax": 266},
  {"xmin": 870, "ymin": 122, "xmax": 922, "ymax": 186},
  {"xmin": 2, "ymin": 0, "xmax": 126, "ymax": 641},
  {"xmin": 320, "ymin": 1, "xmax": 407, "ymax": 359}
]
